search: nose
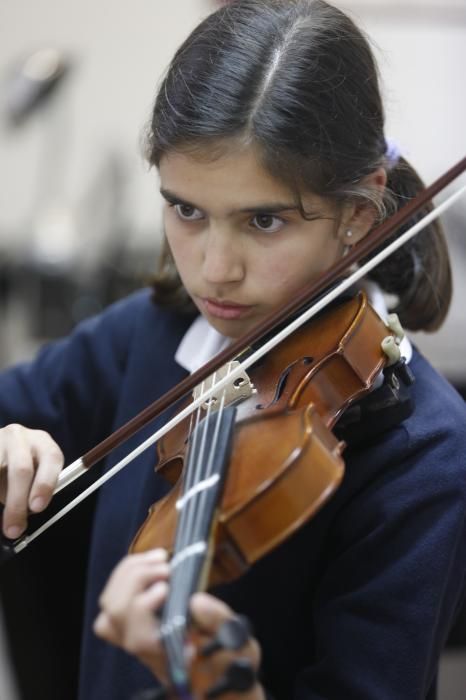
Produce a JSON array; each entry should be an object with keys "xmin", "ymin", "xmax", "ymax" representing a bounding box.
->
[{"xmin": 202, "ymin": 224, "xmax": 244, "ymax": 285}]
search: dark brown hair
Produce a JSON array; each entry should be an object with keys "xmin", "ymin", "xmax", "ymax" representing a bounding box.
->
[{"xmin": 146, "ymin": 0, "xmax": 451, "ymax": 331}]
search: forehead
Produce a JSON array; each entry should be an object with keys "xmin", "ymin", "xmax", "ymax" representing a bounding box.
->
[{"xmin": 159, "ymin": 146, "xmax": 298, "ymax": 209}]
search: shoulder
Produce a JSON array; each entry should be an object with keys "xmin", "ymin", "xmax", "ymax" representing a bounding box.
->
[
  {"xmin": 405, "ymin": 347, "xmax": 466, "ymax": 458},
  {"xmin": 31, "ymin": 289, "xmax": 157, "ymax": 378},
  {"xmin": 337, "ymin": 348, "xmax": 466, "ymax": 524},
  {"xmin": 74, "ymin": 288, "xmax": 153, "ymax": 347},
  {"xmin": 62, "ymin": 288, "xmax": 194, "ymax": 364},
  {"xmin": 355, "ymin": 347, "xmax": 466, "ymax": 468},
  {"xmin": 392, "ymin": 348, "xmax": 466, "ymax": 516},
  {"xmin": 86, "ymin": 288, "xmax": 195, "ymax": 343}
]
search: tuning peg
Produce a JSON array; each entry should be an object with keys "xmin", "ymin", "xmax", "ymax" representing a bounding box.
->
[
  {"xmin": 200, "ymin": 615, "xmax": 252, "ymax": 657},
  {"xmin": 206, "ymin": 658, "xmax": 256, "ymax": 699}
]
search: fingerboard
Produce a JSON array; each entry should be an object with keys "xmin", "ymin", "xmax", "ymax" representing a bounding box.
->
[{"xmin": 161, "ymin": 404, "xmax": 237, "ymax": 697}]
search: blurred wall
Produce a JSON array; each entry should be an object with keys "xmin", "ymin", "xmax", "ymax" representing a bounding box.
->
[
  {"xmin": 0, "ymin": 0, "xmax": 465, "ymax": 378},
  {"xmin": 0, "ymin": 0, "xmax": 210, "ymax": 247}
]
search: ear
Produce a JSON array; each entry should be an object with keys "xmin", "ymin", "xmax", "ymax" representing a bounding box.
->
[{"xmin": 337, "ymin": 167, "xmax": 387, "ymax": 247}]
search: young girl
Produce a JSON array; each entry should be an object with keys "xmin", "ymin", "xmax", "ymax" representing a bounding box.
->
[{"xmin": 1, "ymin": 1, "xmax": 465, "ymax": 698}]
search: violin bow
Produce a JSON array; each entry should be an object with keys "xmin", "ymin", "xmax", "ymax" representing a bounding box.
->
[{"xmin": 7, "ymin": 156, "xmax": 466, "ymax": 555}]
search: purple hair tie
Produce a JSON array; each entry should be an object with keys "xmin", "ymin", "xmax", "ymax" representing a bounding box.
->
[{"xmin": 385, "ymin": 138, "xmax": 401, "ymax": 168}]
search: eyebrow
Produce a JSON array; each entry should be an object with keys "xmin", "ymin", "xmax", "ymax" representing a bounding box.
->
[{"xmin": 160, "ymin": 188, "xmax": 299, "ymax": 214}]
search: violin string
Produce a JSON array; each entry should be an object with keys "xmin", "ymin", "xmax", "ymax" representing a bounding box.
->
[
  {"xmin": 157, "ymin": 393, "xmax": 205, "ymax": 667},
  {"xmin": 179, "ymin": 392, "xmax": 228, "ymax": 611},
  {"xmin": 164, "ymin": 375, "xmax": 212, "ymax": 642},
  {"xmin": 169, "ymin": 370, "xmax": 229, "ymax": 623},
  {"xmin": 177, "ymin": 373, "xmax": 217, "ymax": 554},
  {"xmin": 163, "ymin": 379, "xmax": 228, "ymax": 693},
  {"xmin": 162, "ymin": 376, "xmax": 209, "ymax": 693},
  {"xmin": 165, "ymin": 371, "xmax": 220, "ymax": 629},
  {"xmin": 172, "ymin": 374, "xmax": 230, "ymax": 630},
  {"xmin": 176, "ymin": 379, "xmax": 208, "ymax": 554},
  {"xmin": 188, "ymin": 368, "xmax": 228, "ymax": 547},
  {"xmin": 161, "ymin": 614, "xmax": 189, "ymax": 694},
  {"xmin": 15, "ymin": 181, "xmax": 466, "ymax": 554}
]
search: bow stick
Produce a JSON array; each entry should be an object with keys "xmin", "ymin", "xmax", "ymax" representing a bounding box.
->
[{"xmin": 7, "ymin": 156, "xmax": 466, "ymax": 555}]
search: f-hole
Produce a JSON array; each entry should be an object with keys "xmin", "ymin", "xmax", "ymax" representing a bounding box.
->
[{"xmin": 256, "ymin": 356, "xmax": 313, "ymax": 409}]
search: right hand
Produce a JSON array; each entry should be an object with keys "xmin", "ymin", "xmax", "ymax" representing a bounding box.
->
[{"xmin": 0, "ymin": 424, "xmax": 64, "ymax": 539}]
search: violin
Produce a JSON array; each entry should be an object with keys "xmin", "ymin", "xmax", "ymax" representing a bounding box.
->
[
  {"xmin": 131, "ymin": 292, "xmax": 395, "ymax": 576},
  {"xmin": 128, "ymin": 291, "xmax": 403, "ymax": 698}
]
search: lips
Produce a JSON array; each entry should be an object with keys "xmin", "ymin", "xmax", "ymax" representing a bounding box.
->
[{"xmin": 200, "ymin": 297, "xmax": 253, "ymax": 320}]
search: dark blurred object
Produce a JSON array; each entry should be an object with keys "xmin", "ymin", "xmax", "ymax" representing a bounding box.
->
[
  {"xmin": 0, "ymin": 467, "xmax": 100, "ymax": 700},
  {"xmin": 5, "ymin": 48, "xmax": 70, "ymax": 126},
  {"xmin": 448, "ymin": 602, "xmax": 466, "ymax": 648},
  {"xmin": 0, "ymin": 241, "xmax": 156, "ymax": 358}
]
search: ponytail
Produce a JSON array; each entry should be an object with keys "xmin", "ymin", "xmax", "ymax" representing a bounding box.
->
[{"xmin": 367, "ymin": 157, "xmax": 452, "ymax": 332}]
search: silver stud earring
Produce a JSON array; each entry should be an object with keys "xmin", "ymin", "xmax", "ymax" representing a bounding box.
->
[{"xmin": 342, "ymin": 228, "xmax": 353, "ymax": 256}]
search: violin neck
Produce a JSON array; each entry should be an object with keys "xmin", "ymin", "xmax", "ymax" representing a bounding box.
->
[{"xmin": 161, "ymin": 404, "xmax": 237, "ymax": 695}]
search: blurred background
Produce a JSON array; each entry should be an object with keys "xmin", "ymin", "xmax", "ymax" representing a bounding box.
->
[{"xmin": 0, "ymin": 0, "xmax": 465, "ymax": 698}]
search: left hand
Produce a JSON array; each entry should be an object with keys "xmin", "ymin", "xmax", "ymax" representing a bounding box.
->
[{"xmin": 94, "ymin": 549, "xmax": 265, "ymax": 699}]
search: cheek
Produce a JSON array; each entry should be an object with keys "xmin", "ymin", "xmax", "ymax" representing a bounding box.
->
[
  {"xmin": 165, "ymin": 227, "xmax": 197, "ymax": 275},
  {"xmin": 260, "ymin": 253, "xmax": 321, "ymax": 297},
  {"xmin": 266, "ymin": 261, "xmax": 296, "ymax": 287},
  {"xmin": 251, "ymin": 260, "xmax": 302, "ymax": 310},
  {"xmin": 278, "ymin": 233, "xmax": 340, "ymax": 286}
]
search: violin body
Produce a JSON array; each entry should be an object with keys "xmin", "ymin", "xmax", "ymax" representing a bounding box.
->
[{"xmin": 130, "ymin": 292, "xmax": 393, "ymax": 586}]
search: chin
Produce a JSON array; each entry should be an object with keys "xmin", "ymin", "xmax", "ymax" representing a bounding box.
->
[{"xmin": 207, "ymin": 316, "xmax": 252, "ymax": 340}]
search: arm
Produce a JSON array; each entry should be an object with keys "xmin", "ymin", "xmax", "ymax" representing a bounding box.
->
[{"xmin": 296, "ymin": 418, "xmax": 466, "ymax": 699}]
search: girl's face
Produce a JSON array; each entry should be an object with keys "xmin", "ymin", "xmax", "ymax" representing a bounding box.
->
[{"xmin": 159, "ymin": 146, "xmax": 352, "ymax": 339}]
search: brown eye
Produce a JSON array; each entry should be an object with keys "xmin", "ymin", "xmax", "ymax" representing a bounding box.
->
[
  {"xmin": 251, "ymin": 213, "xmax": 284, "ymax": 233},
  {"xmin": 174, "ymin": 203, "xmax": 203, "ymax": 221}
]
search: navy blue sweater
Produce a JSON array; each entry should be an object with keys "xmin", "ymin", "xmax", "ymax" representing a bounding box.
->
[{"xmin": 1, "ymin": 289, "xmax": 465, "ymax": 700}]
